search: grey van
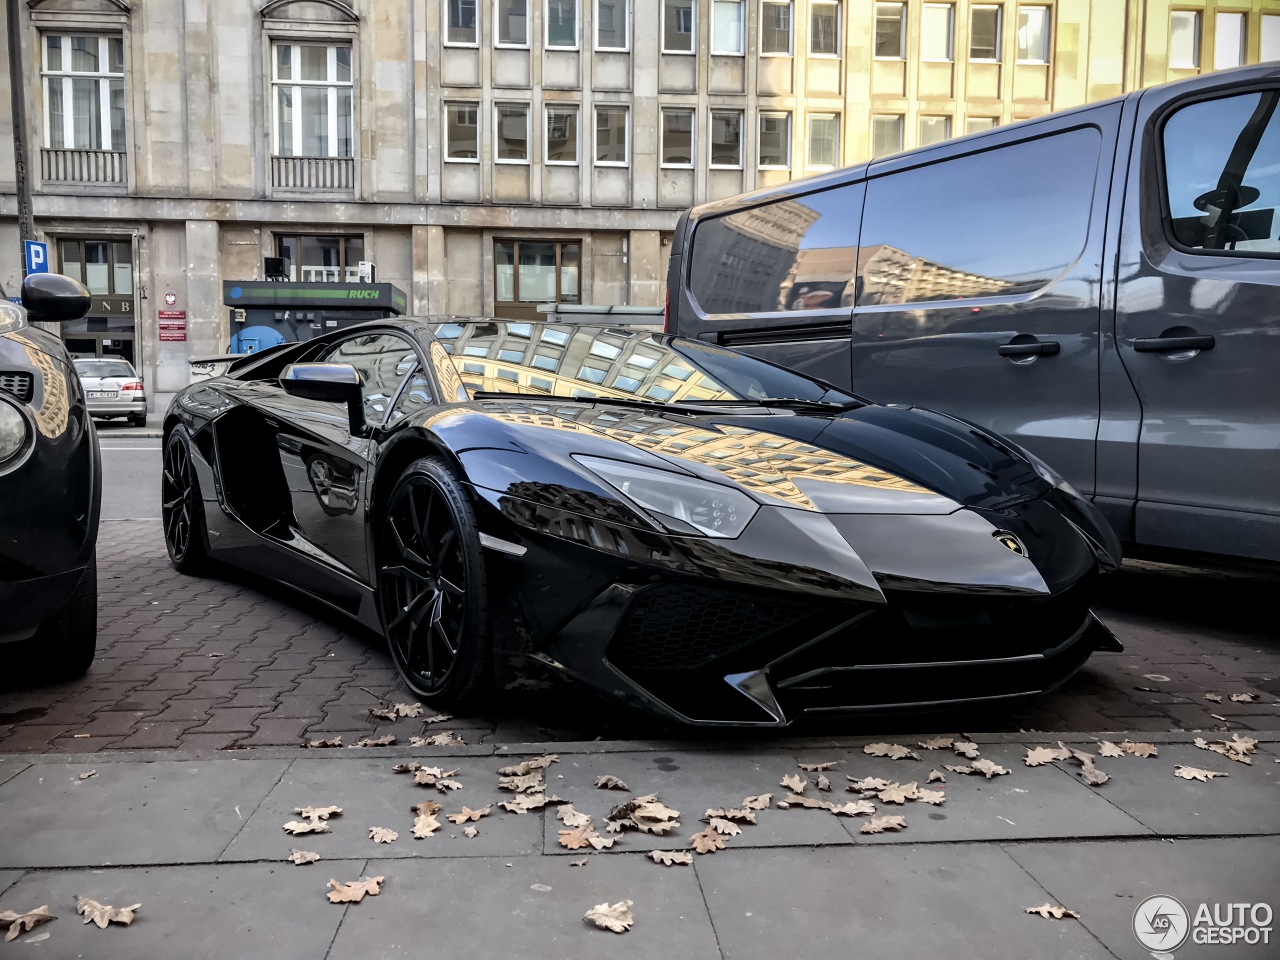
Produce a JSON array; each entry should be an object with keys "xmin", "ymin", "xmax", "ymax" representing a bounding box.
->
[{"xmin": 667, "ymin": 64, "xmax": 1280, "ymax": 565}]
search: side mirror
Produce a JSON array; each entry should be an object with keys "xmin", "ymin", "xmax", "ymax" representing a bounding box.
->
[
  {"xmin": 280, "ymin": 363, "xmax": 369, "ymax": 437},
  {"xmin": 22, "ymin": 273, "xmax": 91, "ymax": 323}
]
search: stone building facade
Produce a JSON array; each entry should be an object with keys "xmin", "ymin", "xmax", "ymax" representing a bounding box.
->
[{"xmin": 0, "ymin": 0, "xmax": 1275, "ymax": 397}]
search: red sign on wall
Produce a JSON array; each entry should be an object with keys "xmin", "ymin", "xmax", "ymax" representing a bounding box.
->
[
  {"xmin": 159, "ymin": 320, "xmax": 187, "ymax": 342},
  {"xmin": 158, "ymin": 309, "xmax": 187, "ymax": 320}
]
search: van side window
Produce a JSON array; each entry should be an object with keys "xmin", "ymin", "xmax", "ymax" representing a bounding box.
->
[
  {"xmin": 1162, "ymin": 91, "xmax": 1280, "ymax": 256},
  {"xmin": 687, "ymin": 184, "xmax": 861, "ymax": 315},
  {"xmin": 857, "ymin": 128, "xmax": 1101, "ymax": 306}
]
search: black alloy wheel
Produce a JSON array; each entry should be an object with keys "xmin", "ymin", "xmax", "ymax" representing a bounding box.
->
[
  {"xmin": 377, "ymin": 458, "xmax": 489, "ymax": 704},
  {"xmin": 162, "ymin": 429, "xmax": 208, "ymax": 573}
]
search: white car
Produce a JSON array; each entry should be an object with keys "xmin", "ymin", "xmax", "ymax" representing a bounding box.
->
[{"xmin": 72, "ymin": 357, "xmax": 148, "ymax": 426}]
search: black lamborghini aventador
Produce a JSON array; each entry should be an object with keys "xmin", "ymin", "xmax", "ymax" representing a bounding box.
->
[{"xmin": 162, "ymin": 319, "xmax": 1123, "ymax": 726}]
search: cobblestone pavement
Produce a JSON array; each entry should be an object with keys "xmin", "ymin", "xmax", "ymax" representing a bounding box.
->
[{"xmin": 0, "ymin": 519, "xmax": 1275, "ymax": 753}]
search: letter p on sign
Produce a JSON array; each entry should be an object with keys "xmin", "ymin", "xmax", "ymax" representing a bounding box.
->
[{"xmin": 24, "ymin": 240, "xmax": 49, "ymax": 275}]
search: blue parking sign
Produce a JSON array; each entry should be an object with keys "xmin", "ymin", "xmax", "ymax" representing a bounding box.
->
[{"xmin": 24, "ymin": 240, "xmax": 49, "ymax": 274}]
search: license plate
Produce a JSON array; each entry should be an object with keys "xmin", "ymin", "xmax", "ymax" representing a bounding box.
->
[{"xmin": 89, "ymin": 391, "xmax": 118, "ymax": 399}]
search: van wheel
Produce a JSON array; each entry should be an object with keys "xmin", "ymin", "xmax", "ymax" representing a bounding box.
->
[{"xmin": 36, "ymin": 557, "xmax": 98, "ymax": 683}]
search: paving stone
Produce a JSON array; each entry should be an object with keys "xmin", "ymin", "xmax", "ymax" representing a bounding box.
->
[
  {"xmin": 0, "ymin": 870, "xmax": 23, "ymax": 899},
  {"xmin": 174, "ymin": 732, "xmax": 251, "ymax": 751},
  {"xmin": 1005, "ymin": 837, "xmax": 1280, "ymax": 959},
  {"xmin": 264, "ymin": 695, "xmax": 341, "ymax": 719},
  {"xmin": 186, "ymin": 708, "xmax": 269, "ymax": 734},
  {"xmin": 46, "ymin": 735, "xmax": 126, "ymax": 753},
  {"xmin": 108, "ymin": 721, "xmax": 204, "ymax": 749},
  {"xmin": 0, "ymin": 724, "xmax": 75, "ymax": 752},
  {"xmin": 220, "ymin": 757, "xmax": 545, "ymax": 862},
  {"xmin": 0, "ymin": 861, "xmax": 356, "ymax": 959},
  {"xmin": 0, "ymin": 760, "xmax": 29, "ymax": 789},
  {"xmin": 148, "ymin": 699, "xmax": 226, "ymax": 723},
  {"xmin": 220, "ymin": 687, "xmax": 291, "ymax": 710},
  {"xmin": 136, "ymin": 671, "xmax": 216, "ymax": 692},
  {"xmin": 238, "ymin": 718, "xmax": 312, "ymax": 746},
  {"xmin": 236, "ymin": 669, "xmax": 303, "ymax": 691},
  {"xmin": 696, "ymin": 844, "xmax": 1107, "ymax": 959},
  {"xmin": 0, "ymin": 759, "xmax": 289, "ymax": 867},
  {"xmin": 167, "ymin": 679, "xmax": 245, "ymax": 700},
  {"xmin": 328, "ymin": 848, "xmax": 720, "ymax": 960}
]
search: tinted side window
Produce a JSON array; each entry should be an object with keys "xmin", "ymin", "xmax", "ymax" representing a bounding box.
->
[
  {"xmin": 857, "ymin": 128, "xmax": 1101, "ymax": 306},
  {"xmin": 688, "ymin": 184, "xmax": 862, "ymax": 315},
  {"xmin": 322, "ymin": 333, "xmax": 419, "ymax": 425},
  {"xmin": 1163, "ymin": 90, "xmax": 1280, "ymax": 256}
]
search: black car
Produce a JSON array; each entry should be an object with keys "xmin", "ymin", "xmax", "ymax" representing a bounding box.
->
[
  {"xmin": 162, "ymin": 319, "xmax": 1122, "ymax": 726},
  {"xmin": 0, "ymin": 274, "xmax": 100, "ymax": 682}
]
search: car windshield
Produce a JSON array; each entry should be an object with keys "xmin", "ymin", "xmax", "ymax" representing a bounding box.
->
[
  {"xmin": 430, "ymin": 321, "xmax": 860, "ymax": 406},
  {"xmin": 75, "ymin": 360, "xmax": 136, "ymax": 379}
]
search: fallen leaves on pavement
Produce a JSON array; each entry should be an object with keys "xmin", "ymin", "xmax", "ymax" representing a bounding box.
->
[
  {"xmin": 499, "ymin": 772, "xmax": 546, "ymax": 794},
  {"xmin": 952, "ymin": 741, "xmax": 981, "ymax": 759},
  {"xmin": 606, "ymin": 796, "xmax": 681, "ymax": 835},
  {"xmin": 1, "ymin": 906, "xmax": 54, "ymax": 942},
  {"xmin": 463, "ymin": 826, "xmax": 479, "ymax": 838},
  {"xmin": 828, "ymin": 800, "xmax": 876, "ymax": 817},
  {"xmin": 815, "ymin": 774, "xmax": 832, "ymax": 792},
  {"xmin": 556, "ymin": 805, "xmax": 593, "ymax": 828},
  {"xmin": 283, "ymin": 819, "xmax": 330, "ymax": 835},
  {"xmin": 308, "ymin": 736, "xmax": 343, "ymax": 748},
  {"xmin": 1120, "ymin": 741, "xmax": 1159, "ymax": 758},
  {"xmin": 780, "ymin": 773, "xmax": 806, "ymax": 793},
  {"xmin": 297, "ymin": 806, "xmax": 343, "ymax": 821},
  {"xmin": 326, "ymin": 877, "xmax": 384, "ymax": 904},
  {"xmin": 350, "ymin": 735, "xmax": 396, "ymax": 748},
  {"xmin": 1230, "ymin": 693, "xmax": 1258, "ymax": 703},
  {"xmin": 864, "ymin": 742, "xmax": 919, "ymax": 760},
  {"xmin": 584, "ymin": 900, "xmax": 633, "ymax": 933},
  {"xmin": 970, "ymin": 759, "xmax": 1010, "ymax": 779},
  {"xmin": 798, "ymin": 761, "xmax": 838, "ymax": 772},
  {"xmin": 498, "ymin": 793, "xmax": 564, "ymax": 814},
  {"xmin": 1194, "ymin": 734, "xmax": 1257, "ymax": 765},
  {"xmin": 916, "ymin": 790, "xmax": 946, "ymax": 805},
  {"xmin": 411, "ymin": 801, "xmax": 443, "ymax": 838},
  {"xmin": 594, "ymin": 775, "xmax": 630, "ymax": 791},
  {"xmin": 569, "ymin": 858, "xmax": 587, "ymax": 867},
  {"xmin": 928, "ymin": 769, "xmax": 945, "ymax": 783},
  {"xmin": 369, "ymin": 702, "xmax": 423, "ymax": 721},
  {"xmin": 847, "ymin": 776, "xmax": 890, "ymax": 792},
  {"xmin": 742, "ymin": 794, "xmax": 772, "ymax": 810},
  {"xmin": 1205, "ymin": 693, "xmax": 1223, "ymax": 702},
  {"xmin": 690, "ymin": 827, "xmax": 727, "ymax": 853},
  {"xmin": 78, "ymin": 770, "xmax": 96, "ymax": 781},
  {"xmin": 1026, "ymin": 903, "xmax": 1080, "ymax": 920},
  {"xmin": 497, "ymin": 755, "xmax": 559, "ymax": 777},
  {"xmin": 368, "ymin": 827, "xmax": 398, "ymax": 843},
  {"xmin": 1024, "ymin": 746, "xmax": 1071, "ymax": 767},
  {"xmin": 446, "ymin": 806, "xmax": 492, "ymax": 824},
  {"xmin": 1174, "ymin": 765, "xmax": 1229, "ymax": 782},
  {"xmin": 707, "ymin": 817, "xmax": 742, "ymax": 836},
  {"xmin": 287, "ymin": 850, "xmax": 320, "ymax": 865},
  {"xmin": 704, "ymin": 807, "xmax": 757, "ymax": 824},
  {"xmin": 411, "ymin": 732, "xmax": 465, "ymax": 747},
  {"xmin": 859, "ymin": 815, "xmax": 907, "ymax": 834},
  {"xmin": 75, "ymin": 897, "xmax": 140, "ymax": 929},
  {"xmin": 649, "ymin": 850, "xmax": 693, "ymax": 866},
  {"xmin": 1097, "ymin": 741, "xmax": 1125, "ymax": 758},
  {"xmin": 918, "ymin": 737, "xmax": 954, "ymax": 750}
]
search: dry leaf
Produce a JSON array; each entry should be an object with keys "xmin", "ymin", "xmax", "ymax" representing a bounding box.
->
[
  {"xmin": 1205, "ymin": 693, "xmax": 1223, "ymax": 703},
  {"xmin": 1024, "ymin": 746, "xmax": 1068, "ymax": 766},
  {"xmin": 499, "ymin": 772, "xmax": 546, "ymax": 794},
  {"xmin": 369, "ymin": 702, "xmax": 423, "ymax": 720},
  {"xmin": 780, "ymin": 773, "xmax": 806, "ymax": 793},
  {"xmin": 296, "ymin": 806, "xmax": 343, "ymax": 821},
  {"xmin": 944, "ymin": 764, "xmax": 972, "ymax": 775},
  {"xmin": 704, "ymin": 807, "xmax": 757, "ymax": 824},
  {"xmin": 351, "ymin": 735, "xmax": 396, "ymax": 748},
  {"xmin": 1, "ymin": 906, "xmax": 54, "ymax": 942},
  {"xmin": 498, "ymin": 793, "xmax": 564, "ymax": 814},
  {"xmin": 781, "ymin": 793, "xmax": 832, "ymax": 810},
  {"xmin": 588, "ymin": 835, "xmax": 617, "ymax": 849},
  {"xmin": 815, "ymin": 774, "xmax": 832, "ymax": 792},
  {"xmin": 607, "ymin": 796, "xmax": 681, "ymax": 834},
  {"xmin": 1121, "ymin": 741, "xmax": 1158, "ymax": 758},
  {"xmin": 446, "ymin": 806, "xmax": 491, "ymax": 824},
  {"xmin": 78, "ymin": 770, "xmax": 97, "ymax": 781},
  {"xmin": 569, "ymin": 859, "xmax": 587, "ymax": 867},
  {"xmin": 916, "ymin": 790, "xmax": 946, "ymax": 805},
  {"xmin": 584, "ymin": 900, "xmax": 633, "ymax": 934},
  {"xmin": 594, "ymin": 775, "xmax": 630, "ymax": 791},
  {"xmin": 860, "ymin": 815, "xmax": 907, "ymax": 834},
  {"xmin": 828, "ymin": 800, "xmax": 876, "ymax": 817},
  {"xmin": 1195, "ymin": 734, "xmax": 1257, "ymax": 765},
  {"xmin": 392, "ymin": 762, "xmax": 422, "ymax": 774},
  {"xmin": 463, "ymin": 826, "xmax": 478, "ymax": 838},
  {"xmin": 1026, "ymin": 903, "xmax": 1080, "ymax": 920},
  {"xmin": 649, "ymin": 850, "xmax": 693, "ymax": 866},
  {"xmin": 918, "ymin": 737, "xmax": 954, "ymax": 750},
  {"xmin": 422, "ymin": 713, "xmax": 453, "ymax": 724},
  {"xmin": 1210, "ymin": 713, "xmax": 1229, "ymax": 722},
  {"xmin": 690, "ymin": 827, "xmax": 727, "ymax": 853},
  {"xmin": 707, "ymin": 817, "xmax": 742, "ymax": 836},
  {"xmin": 952, "ymin": 741, "xmax": 981, "ymax": 759},
  {"xmin": 970, "ymin": 758, "xmax": 1011, "ymax": 779},
  {"xmin": 411, "ymin": 732, "xmax": 464, "ymax": 746},
  {"xmin": 1077, "ymin": 762, "xmax": 1110, "ymax": 786},
  {"xmin": 559, "ymin": 824, "xmax": 603, "ymax": 850},
  {"xmin": 1097, "ymin": 741, "xmax": 1125, "ymax": 758},
  {"xmin": 1174, "ymin": 765, "xmax": 1228, "ymax": 782},
  {"xmin": 326, "ymin": 877, "xmax": 384, "ymax": 904},
  {"xmin": 287, "ymin": 850, "xmax": 320, "ymax": 865},
  {"xmin": 411, "ymin": 799, "xmax": 442, "ymax": 815},
  {"xmin": 497, "ymin": 755, "xmax": 559, "ymax": 776},
  {"xmin": 283, "ymin": 819, "xmax": 329, "ymax": 835},
  {"xmin": 308, "ymin": 736, "xmax": 343, "ymax": 748},
  {"xmin": 847, "ymin": 776, "xmax": 890, "ymax": 792},
  {"xmin": 742, "ymin": 794, "xmax": 772, "ymax": 810},
  {"xmin": 798, "ymin": 761, "xmax": 838, "ymax": 772},
  {"xmin": 411, "ymin": 802, "xmax": 443, "ymax": 838},
  {"xmin": 369, "ymin": 827, "xmax": 398, "ymax": 843},
  {"xmin": 1230, "ymin": 693, "xmax": 1258, "ymax": 703},
  {"xmin": 75, "ymin": 897, "xmax": 140, "ymax": 929},
  {"xmin": 928, "ymin": 769, "xmax": 946, "ymax": 783},
  {"xmin": 877, "ymin": 782, "xmax": 919, "ymax": 804},
  {"xmin": 865, "ymin": 742, "xmax": 919, "ymax": 760},
  {"xmin": 556, "ymin": 805, "xmax": 593, "ymax": 828}
]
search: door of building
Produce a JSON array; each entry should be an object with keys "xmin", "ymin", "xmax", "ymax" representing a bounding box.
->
[
  {"xmin": 64, "ymin": 333, "xmax": 135, "ymax": 364},
  {"xmin": 494, "ymin": 239, "xmax": 581, "ymax": 321}
]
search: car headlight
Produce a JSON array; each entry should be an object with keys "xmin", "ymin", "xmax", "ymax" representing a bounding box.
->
[
  {"xmin": 574, "ymin": 455, "xmax": 759, "ymax": 538},
  {"xmin": 0, "ymin": 400, "xmax": 29, "ymax": 462},
  {"xmin": 0, "ymin": 302, "xmax": 27, "ymax": 336}
]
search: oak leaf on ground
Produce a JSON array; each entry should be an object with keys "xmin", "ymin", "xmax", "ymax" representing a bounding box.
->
[
  {"xmin": 463, "ymin": 826, "xmax": 479, "ymax": 839},
  {"xmin": 411, "ymin": 732, "xmax": 465, "ymax": 747},
  {"xmin": 865, "ymin": 742, "xmax": 919, "ymax": 760},
  {"xmin": 308, "ymin": 736, "xmax": 343, "ymax": 748},
  {"xmin": 297, "ymin": 805, "xmax": 343, "ymax": 821},
  {"xmin": 916, "ymin": 790, "xmax": 946, "ymax": 805},
  {"xmin": 369, "ymin": 702, "xmax": 423, "ymax": 721},
  {"xmin": 559, "ymin": 824, "xmax": 601, "ymax": 850},
  {"xmin": 1120, "ymin": 741, "xmax": 1158, "ymax": 758},
  {"xmin": 742, "ymin": 794, "xmax": 772, "ymax": 810},
  {"xmin": 497, "ymin": 755, "xmax": 559, "ymax": 777},
  {"xmin": 928, "ymin": 769, "xmax": 946, "ymax": 783},
  {"xmin": 690, "ymin": 827, "xmax": 727, "ymax": 853},
  {"xmin": 369, "ymin": 827, "xmax": 398, "ymax": 843},
  {"xmin": 847, "ymin": 776, "xmax": 890, "ymax": 791},
  {"xmin": 877, "ymin": 782, "xmax": 918, "ymax": 804},
  {"xmin": 704, "ymin": 807, "xmax": 757, "ymax": 824},
  {"xmin": 422, "ymin": 713, "xmax": 453, "ymax": 724},
  {"xmin": 1097, "ymin": 741, "xmax": 1125, "ymax": 758},
  {"xmin": 78, "ymin": 770, "xmax": 96, "ymax": 781},
  {"xmin": 780, "ymin": 773, "xmax": 806, "ymax": 793},
  {"xmin": 595, "ymin": 775, "xmax": 630, "ymax": 791},
  {"xmin": 288, "ymin": 850, "xmax": 320, "ymax": 865},
  {"xmin": 649, "ymin": 850, "xmax": 693, "ymax": 866},
  {"xmin": 944, "ymin": 764, "xmax": 972, "ymax": 775},
  {"xmin": 447, "ymin": 806, "xmax": 492, "ymax": 824},
  {"xmin": 326, "ymin": 877, "xmax": 383, "ymax": 904},
  {"xmin": 556, "ymin": 805, "xmax": 593, "ymax": 828},
  {"xmin": 283, "ymin": 819, "xmax": 330, "ymax": 835},
  {"xmin": 828, "ymin": 800, "xmax": 876, "ymax": 817},
  {"xmin": 918, "ymin": 737, "xmax": 954, "ymax": 750},
  {"xmin": 351, "ymin": 735, "xmax": 396, "ymax": 748},
  {"xmin": 815, "ymin": 774, "xmax": 832, "ymax": 792},
  {"xmin": 707, "ymin": 817, "xmax": 742, "ymax": 836},
  {"xmin": 1024, "ymin": 746, "xmax": 1069, "ymax": 766},
  {"xmin": 410, "ymin": 802, "xmax": 443, "ymax": 838},
  {"xmin": 1026, "ymin": 903, "xmax": 1080, "ymax": 920},
  {"xmin": 798, "ymin": 761, "xmax": 838, "ymax": 772},
  {"xmin": 0, "ymin": 906, "xmax": 54, "ymax": 942},
  {"xmin": 1175, "ymin": 764, "xmax": 1228, "ymax": 782},
  {"xmin": 498, "ymin": 793, "xmax": 564, "ymax": 813},
  {"xmin": 584, "ymin": 900, "xmax": 633, "ymax": 933},
  {"xmin": 1230, "ymin": 693, "xmax": 1258, "ymax": 703},
  {"xmin": 859, "ymin": 815, "xmax": 907, "ymax": 834},
  {"xmin": 499, "ymin": 772, "xmax": 546, "ymax": 794},
  {"xmin": 569, "ymin": 858, "xmax": 587, "ymax": 867},
  {"xmin": 970, "ymin": 758, "xmax": 1011, "ymax": 779},
  {"xmin": 75, "ymin": 897, "xmax": 140, "ymax": 929},
  {"xmin": 952, "ymin": 741, "xmax": 981, "ymax": 759},
  {"xmin": 1077, "ymin": 761, "xmax": 1110, "ymax": 786},
  {"xmin": 1204, "ymin": 693, "xmax": 1223, "ymax": 702}
]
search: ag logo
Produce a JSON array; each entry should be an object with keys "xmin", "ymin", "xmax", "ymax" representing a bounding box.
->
[
  {"xmin": 1134, "ymin": 895, "xmax": 1190, "ymax": 952},
  {"xmin": 992, "ymin": 530, "xmax": 1027, "ymax": 557}
]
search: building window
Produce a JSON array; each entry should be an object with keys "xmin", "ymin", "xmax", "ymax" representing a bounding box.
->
[
  {"xmin": 596, "ymin": 0, "xmax": 629, "ymax": 50},
  {"xmin": 758, "ymin": 112, "xmax": 790, "ymax": 169},
  {"xmin": 1213, "ymin": 12, "xmax": 1246, "ymax": 70},
  {"xmin": 921, "ymin": 3, "xmax": 954, "ymax": 60},
  {"xmin": 871, "ymin": 114, "xmax": 903, "ymax": 157},
  {"xmin": 1263, "ymin": 15, "xmax": 1280, "ymax": 62},
  {"xmin": 918, "ymin": 115, "xmax": 951, "ymax": 146},
  {"xmin": 663, "ymin": 0, "xmax": 695, "ymax": 52},
  {"xmin": 710, "ymin": 110, "xmax": 743, "ymax": 167},
  {"xmin": 446, "ymin": 0, "xmax": 479, "ymax": 44},
  {"xmin": 271, "ymin": 43, "xmax": 353, "ymax": 159},
  {"xmin": 495, "ymin": 240, "xmax": 581, "ymax": 308},
  {"xmin": 276, "ymin": 235, "xmax": 365, "ymax": 282},
  {"xmin": 496, "ymin": 0, "xmax": 529, "ymax": 46},
  {"xmin": 547, "ymin": 0, "xmax": 579, "ymax": 47},
  {"xmin": 810, "ymin": 1, "xmax": 840, "ymax": 56},
  {"xmin": 1016, "ymin": 5, "xmax": 1050, "ymax": 63},
  {"xmin": 965, "ymin": 116, "xmax": 998, "ymax": 134},
  {"xmin": 874, "ymin": 2, "xmax": 905, "ymax": 59},
  {"xmin": 59, "ymin": 239, "xmax": 133, "ymax": 295},
  {"xmin": 495, "ymin": 103, "xmax": 530, "ymax": 163},
  {"xmin": 970, "ymin": 5, "xmax": 1001, "ymax": 61},
  {"xmin": 595, "ymin": 104, "xmax": 629, "ymax": 165},
  {"xmin": 807, "ymin": 114, "xmax": 839, "ymax": 169},
  {"xmin": 446, "ymin": 103, "xmax": 479, "ymax": 161},
  {"xmin": 546, "ymin": 105, "xmax": 579, "ymax": 163},
  {"xmin": 1168, "ymin": 10, "xmax": 1200, "ymax": 68},
  {"xmin": 42, "ymin": 34, "xmax": 125, "ymax": 151},
  {"xmin": 712, "ymin": 0, "xmax": 744, "ymax": 54},
  {"xmin": 761, "ymin": 1, "xmax": 792, "ymax": 55},
  {"xmin": 661, "ymin": 108, "xmax": 695, "ymax": 167}
]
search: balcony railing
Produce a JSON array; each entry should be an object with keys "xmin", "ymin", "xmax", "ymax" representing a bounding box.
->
[
  {"xmin": 271, "ymin": 156, "xmax": 355, "ymax": 192},
  {"xmin": 40, "ymin": 148, "xmax": 127, "ymax": 184}
]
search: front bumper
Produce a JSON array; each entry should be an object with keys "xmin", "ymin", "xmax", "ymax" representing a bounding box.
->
[{"xmin": 0, "ymin": 567, "xmax": 87, "ymax": 644}]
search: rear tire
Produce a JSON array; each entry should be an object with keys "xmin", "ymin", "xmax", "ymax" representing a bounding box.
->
[
  {"xmin": 131, "ymin": 414, "xmax": 147, "ymax": 427},
  {"xmin": 36, "ymin": 556, "xmax": 98, "ymax": 683},
  {"xmin": 162, "ymin": 428, "xmax": 210, "ymax": 574}
]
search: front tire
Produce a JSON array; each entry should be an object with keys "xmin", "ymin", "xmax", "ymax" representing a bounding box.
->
[
  {"xmin": 376, "ymin": 457, "xmax": 490, "ymax": 706},
  {"xmin": 36, "ymin": 556, "xmax": 97, "ymax": 682},
  {"xmin": 162, "ymin": 428, "xmax": 209, "ymax": 574}
]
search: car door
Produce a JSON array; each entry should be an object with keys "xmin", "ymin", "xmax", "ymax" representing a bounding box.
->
[
  {"xmin": 1115, "ymin": 78, "xmax": 1280, "ymax": 562},
  {"xmin": 847, "ymin": 104, "xmax": 1122, "ymax": 496}
]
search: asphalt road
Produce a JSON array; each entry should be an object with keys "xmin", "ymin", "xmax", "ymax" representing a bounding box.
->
[{"xmin": 99, "ymin": 434, "xmax": 162, "ymax": 520}]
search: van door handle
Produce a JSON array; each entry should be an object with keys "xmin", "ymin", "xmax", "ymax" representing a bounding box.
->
[
  {"xmin": 1133, "ymin": 334, "xmax": 1215, "ymax": 353},
  {"xmin": 998, "ymin": 338, "xmax": 1060, "ymax": 357}
]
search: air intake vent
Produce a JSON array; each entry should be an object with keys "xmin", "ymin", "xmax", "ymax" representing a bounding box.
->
[{"xmin": 0, "ymin": 372, "xmax": 34, "ymax": 404}]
